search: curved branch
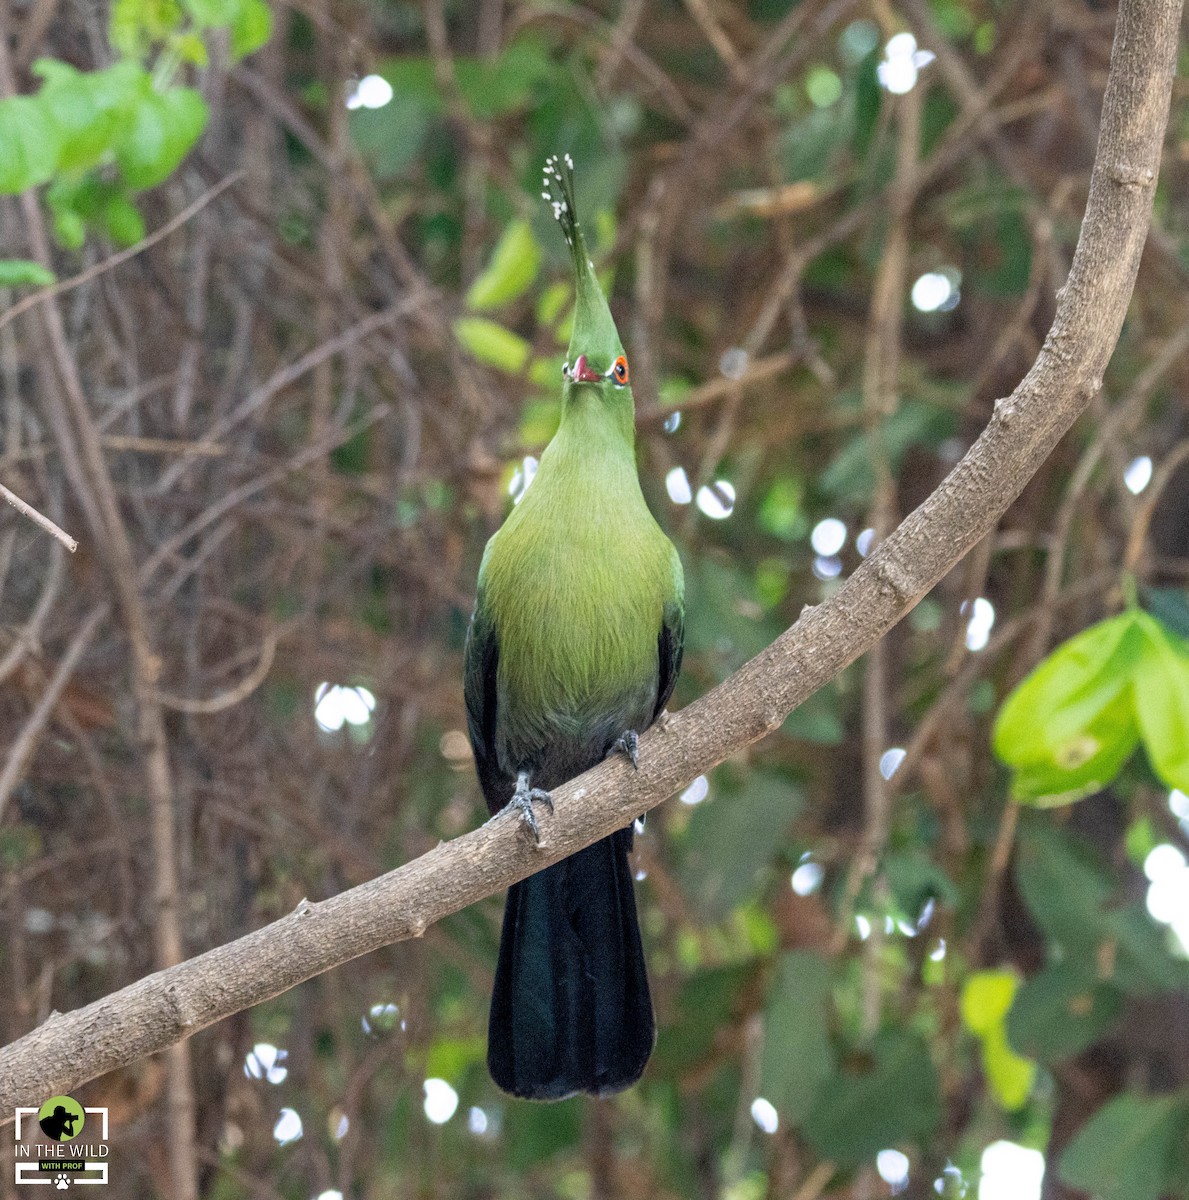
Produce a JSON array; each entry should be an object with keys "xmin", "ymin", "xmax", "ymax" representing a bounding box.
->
[{"xmin": 0, "ymin": 0, "xmax": 1181, "ymax": 1118}]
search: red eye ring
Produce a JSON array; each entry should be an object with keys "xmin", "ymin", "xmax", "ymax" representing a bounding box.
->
[{"xmin": 612, "ymin": 356, "xmax": 629, "ymax": 386}]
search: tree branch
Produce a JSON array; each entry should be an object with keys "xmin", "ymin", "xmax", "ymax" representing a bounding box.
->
[{"xmin": 0, "ymin": 0, "xmax": 1180, "ymax": 1119}]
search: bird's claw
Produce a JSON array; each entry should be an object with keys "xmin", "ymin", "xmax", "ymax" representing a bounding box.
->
[
  {"xmin": 613, "ymin": 730, "xmax": 640, "ymax": 770},
  {"xmin": 509, "ymin": 772, "xmax": 553, "ymax": 844}
]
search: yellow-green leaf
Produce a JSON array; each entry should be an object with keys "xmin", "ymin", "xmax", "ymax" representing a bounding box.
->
[
  {"xmin": 175, "ymin": 32, "xmax": 209, "ymax": 66},
  {"xmin": 518, "ymin": 398, "xmax": 560, "ymax": 445},
  {"xmin": 1133, "ymin": 611, "xmax": 1189, "ymax": 791},
  {"xmin": 535, "ymin": 279, "xmax": 569, "ymax": 327},
  {"xmin": 465, "ymin": 219, "xmax": 540, "ymax": 311},
  {"xmin": 527, "ymin": 355, "xmax": 564, "ymax": 391},
  {"xmin": 115, "ymin": 86, "xmax": 208, "ymax": 190},
  {"xmin": 993, "ymin": 612, "xmax": 1144, "ymax": 804},
  {"xmin": 960, "ymin": 970, "xmax": 1036, "ymax": 1111},
  {"xmin": 0, "ymin": 97, "xmax": 60, "ymax": 193},
  {"xmin": 230, "ymin": 0, "xmax": 272, "ymax": 60},
  {"xmin": 960, "ymin": 968, "xmax": 1017, "ymax": 1034},
  {"xmin": 453, "ymin": 317, "xmax": 531, "ymax": 373},
  {"xmin": 0, "ymin": 259, "xmax": 55, "ymax": 287},
  {"xmin": 981, "ymin": 1023, "xmax": 1035, "ymax": 1110}
]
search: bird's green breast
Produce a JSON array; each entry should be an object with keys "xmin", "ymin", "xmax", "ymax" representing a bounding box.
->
[{"xmin": 478, "ymin": 399, "xmax": 680, "ymax": 768}]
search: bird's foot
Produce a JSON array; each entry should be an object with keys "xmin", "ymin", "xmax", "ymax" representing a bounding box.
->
[
  {"xmin": 612, "ymin": 729, "xmax": 640, "ymax": 770},
  {"xmin": 509, "ymin": 771, "xmax": 553, "ymax": 844}
]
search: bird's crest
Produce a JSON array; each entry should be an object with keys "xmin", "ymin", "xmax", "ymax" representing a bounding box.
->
[
  {"xmin": 541, "ymin": 154, "xmax": 624, "ymax": 372},
  {"xmin": 542, "ymin": 153, "xmax": 581, "ymax": 258}
]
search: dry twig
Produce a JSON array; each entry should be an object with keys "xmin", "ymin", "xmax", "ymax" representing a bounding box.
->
[{"xmin": 0, "ymin": 481, "xmax": 77, "ymax": 552}]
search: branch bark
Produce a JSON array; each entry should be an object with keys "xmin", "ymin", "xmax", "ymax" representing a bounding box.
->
[{"xmin": 0, "ymin": 0, "xmax": 1180, "ymax": 1118}]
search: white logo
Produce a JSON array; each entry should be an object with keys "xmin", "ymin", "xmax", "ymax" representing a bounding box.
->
[{"xmin": 13, "ymin": 1106, "xmax": 110, "ymax": 1188}]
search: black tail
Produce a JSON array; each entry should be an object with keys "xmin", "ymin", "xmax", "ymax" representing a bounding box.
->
[{"xmin": 488, "ymin": 828, "xmax": 654, "ymax": 1100}]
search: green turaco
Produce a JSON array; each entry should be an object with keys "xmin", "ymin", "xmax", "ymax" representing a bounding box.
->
[{"xmin": 464, "ymin": 155, "xmax": 684, "ymax": 1099}]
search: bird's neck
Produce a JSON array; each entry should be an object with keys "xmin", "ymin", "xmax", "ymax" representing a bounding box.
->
[
  {"xmin": 540, "ymin": 392, "xmax": 637, "ymax": 483},
  {"xmin": 506, "ymin": 392, "xmax": 648, "ymax": 535}
]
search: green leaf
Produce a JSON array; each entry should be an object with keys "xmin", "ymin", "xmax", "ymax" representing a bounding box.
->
[
  {"xmin": 230, "ymin": 0, "xmax": 272, "ymax": 60},
  {"xmin": 175, "ymin": 33, "xmax": 209, "ymax": 66},
  {"xmin": 454, "ymin": 40, "xmax": 554, "ymax": 120},
  {"xmin": 654, "ymin": 963, "xmax": 754, "ymax": 1075},
  {"xmin": 960, "ymin": 969, "xmax": 1017, "ymax": 1035},
  {"xmin": 423, "ymin": 1034, "xmax": 485, "ymax": 1081},
  {"xmin": 115, "ymin": 86, "xmax": 208, "ymax": 190},
  {"xmin": 760, "ymin": 951, "xmax": 835, "ymax": 1123},
  {"xmin": 452, "ymin": 317, "xmax": 531, "ymax": 373},
  {"xmin": 179, "ymin": 0, "xmax": 237, "ymax": 25},
  {"xmin": 1058, "ymin": 1093, "xmax": 1189, "ymax": 1200},
  {"xmin": 993, "ymin": 612, "xmax": 1145, "ymax": 804},
  {"xmin": 0, "ymin": 259, "xmax": 55, "ymax": 287},
  {"xmin": 100, "ymin": 192, "xmax": 146, "ymax": 246},
  {"xmin": 757, "ymin": 476, "xmax": 804, "ymax": 541},
  {"xmin": 885, "ymin": 850, "xmax": 960, "ymax": 915},
  {"xmin": 819, "ymin": 399, "xmax": 956, "ymax": 501},
  {"xmin": 109, "ymin": 0, "xmax": 148, "ymax": 57},
  {"xmin": 535, "ymin": 279, "xmax": 570, "ymax": 328},
  {"xmin": 684, "ymin": 557, "xmax": 785, "ymax": 673},
  {"xmin": 109, "ymin": 0, "xmax": 185, "ymax": 57},
  {"xmin": 50, "ymin": 204, "xmax": 86, "ymax": 250},
  {"xmin": 1015, "ymin": 821, "xmax": 1189, "ymax": 997},
  {"xmin": 1006, "ymin": 964, "xmax": 1123, "ymax": 1063},
  {"xmin": 803, "ymin": 1031, "xmax": 941, "ymax": 1164},
  {"xmin": 349, "ymin": 94, "xmax": 431, "ymax": 181},
  {"xmin": 34, "ymin": 60, "xmax": 146, "ymax": 174},
  {"xmin": 1125, "ymin": 815, "xmax": 1159, "ymax": 866},
  {"xmin": 1133, "ymin": 612, "xmax": 1189, "ymax": 791},
  {"xmin": 980, "ymin": 209, "xmax": 1033, "ymax": 297},
  {"xmin": 45, "ymin": 173, "xmax": 145, "ymax": 249},
  {"xmin": 527, "ymin": 356, "xmax": 564, "ymax": 393},
  {"xmin": 1102, "ymin": 906, "xmax": 1189, "ymax": 997},
  {"xmin": 960, "ymin": 970, "xmax": 1036, "ymax": 1110},
  {"xmin": 678, "ymin": 769, "xmax": 804, "ymax": 922},
  {"xmin": 0, "ymin": 96, "xmax": 60, "ymax": 193},
  {"xmin": 465, "ymin": 219, "xmax": 541, "ymax": 311},
  {"xmin": 518, "ymin": 396, "xmax": 560, "ymax": 444},
  {"xmin": 501, "ymin": 1097, "xmax": 582, "ymax": 1170},
  {"xmin": 981, "ymin": 1024, "xmax": 1036, "ymax": 1111},
  {"xmin": 1014, "ymin": 822, "xmax": 1113, "ymax": 958}
]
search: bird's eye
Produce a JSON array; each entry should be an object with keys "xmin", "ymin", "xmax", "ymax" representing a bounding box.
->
[
  {"xmin": 611, "ymin": 356, "xmax": 629, "ymax": 386},
  {"xmin": 562, "ymin": 362, "xmax": 571, "ymax": 380}
]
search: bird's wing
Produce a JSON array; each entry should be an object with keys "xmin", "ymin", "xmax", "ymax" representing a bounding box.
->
[
  {"xmin": 653, "ymin": 598, "xmax": 685, "ymax": 723},
  {"xmin": 463, "ymin": 598, "xmax": 510, "ymax": 815}
]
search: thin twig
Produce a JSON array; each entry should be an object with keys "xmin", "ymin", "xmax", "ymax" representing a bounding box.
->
[
  {"xmin": 1123, "ymin": 438, "xmax": 1189, "ymax": 571},
  {"xmin": 0, "ymin": 605, "xmax": 107, "ymax": 820},
  {"xmin": 790, "ymin": 1161, "xmax": 835, "ymax": 1200},
  {"xmin": 151, "ymin": 627, "xmax": 280, "ymax": 715},
  {"xmin": 1030, "ymin": 323, "xmax": 1189, "ymax": 657},
  {"xmin": 0, "ymin": 537, "xmax": 66, "ymax": 686},
  {"xmin": 0, "ymin": 482, "xmax": 77, "ymax": 552},
  {"xmin": 0, "ymin": 172, "xmax": 243, "ymax": 335}
]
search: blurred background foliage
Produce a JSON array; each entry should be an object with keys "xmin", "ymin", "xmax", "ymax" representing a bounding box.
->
[{"xmin": 1, "ymin": 1, "xmax": 1189, "ymax": 1198}]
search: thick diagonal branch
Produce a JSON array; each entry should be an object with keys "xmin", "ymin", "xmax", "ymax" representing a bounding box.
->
[{"xmin": 0, "ymin": 0, "xmax": 1180, "ymax": 1120}]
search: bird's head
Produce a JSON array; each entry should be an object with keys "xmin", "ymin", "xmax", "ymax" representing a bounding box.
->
[{"xmin": 542, "ymin": 155, "xmax": 632, "ymax": 414}]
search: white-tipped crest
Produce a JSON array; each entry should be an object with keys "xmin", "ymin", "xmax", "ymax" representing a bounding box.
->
[{"xmin": 542, "ymin": 154, "xmax": 580, "ymax": 249}]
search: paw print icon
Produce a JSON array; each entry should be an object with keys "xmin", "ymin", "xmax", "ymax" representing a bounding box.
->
[{"xmin": 53, "ymin": 1174, "xmax": 70, "ymax": 1190}]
